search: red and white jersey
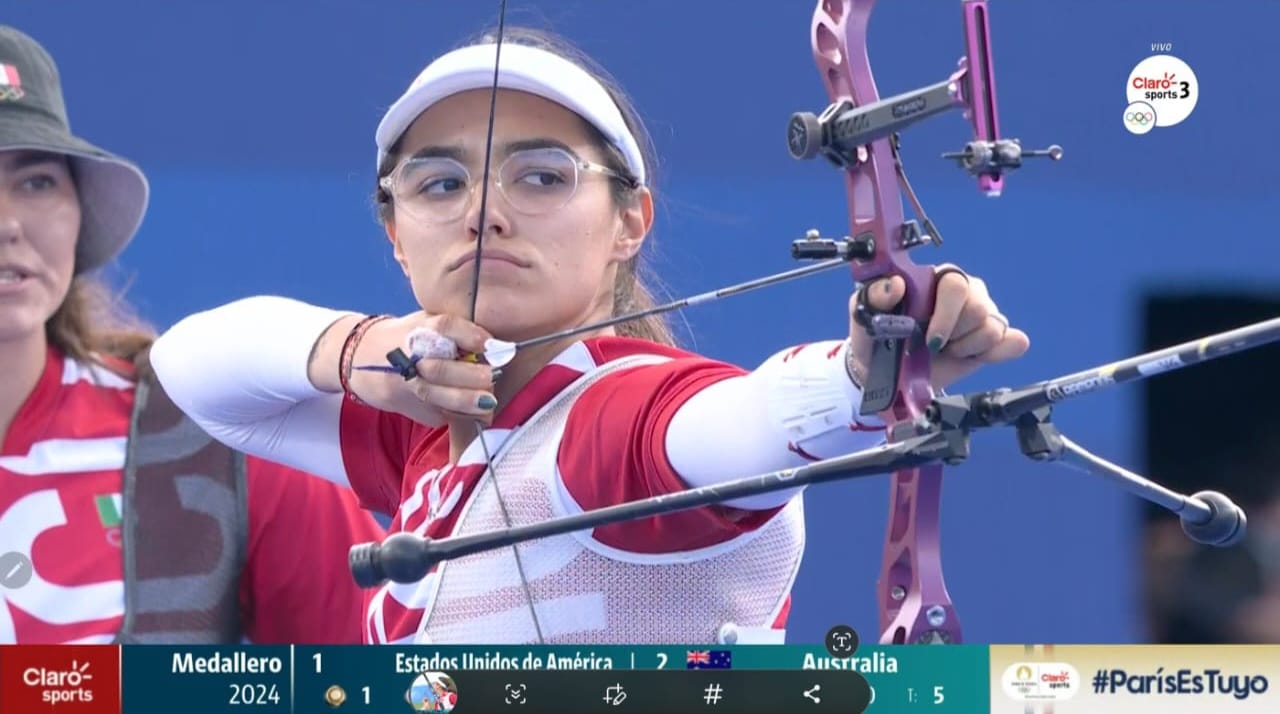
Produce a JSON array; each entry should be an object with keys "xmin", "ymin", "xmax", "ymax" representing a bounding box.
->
[
  {"xmin": 341, "ymin": 337, "xmax": 803, "ymax": 645},
  {"xmin": 0, "ymin": 346, "xmax": 386, "ymax": 644}
]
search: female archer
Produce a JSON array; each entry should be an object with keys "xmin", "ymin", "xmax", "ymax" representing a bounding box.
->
[
  {"xmin": 150, "ymin": 26, "xmax": 1028, "ymax": 645},
  {"xmin": 0, "ymin": 25, "xmax": 385, "ymax": 645}
]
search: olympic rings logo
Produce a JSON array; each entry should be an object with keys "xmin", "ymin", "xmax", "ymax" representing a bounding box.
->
[
  {"xmin": 1125, "ymin": 111, "xmax": 1153, "ymax": 125},
  {"xmin": 0, "ymin": 87, "xmax": 25, "ymax": 101}
]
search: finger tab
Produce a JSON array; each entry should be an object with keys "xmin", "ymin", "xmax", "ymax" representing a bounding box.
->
[{"xmin": 407, "ymin": 327, "xmax": 459, "ymax": 361}]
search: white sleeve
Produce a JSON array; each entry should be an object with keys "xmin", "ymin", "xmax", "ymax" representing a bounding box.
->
[
  {"xmin": 664, "ymin": 340, "xmax": 887, "ymax": 510},
  {"xmin": 148, "ymin": 296, "xmax": 358, "ymax": 488}
]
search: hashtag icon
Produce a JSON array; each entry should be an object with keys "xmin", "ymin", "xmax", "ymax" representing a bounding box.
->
[
  {"xmin": 703, "ymin": 683, "xmax": 723, "ymax": 705},
  {"xmin": 1092, "ymin": 669, "xmax": 1109, "ymax": 694}
]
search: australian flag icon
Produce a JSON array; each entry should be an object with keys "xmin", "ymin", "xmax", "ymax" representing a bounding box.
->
[{"xmin": 686, "ymin": 650, "xmax": 732, "ymax": 669}]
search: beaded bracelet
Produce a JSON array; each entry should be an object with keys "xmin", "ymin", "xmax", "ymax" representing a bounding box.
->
[{"xmin": 338, "ymin": 314, "xmax": 391, "ymax": 403}]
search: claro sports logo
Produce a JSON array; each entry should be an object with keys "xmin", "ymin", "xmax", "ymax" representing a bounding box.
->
[
  {"xmin": 0, "ymin": 645, "xmax": 119, "ymax": 712},
  {"xmin": 1132, "ymin": 72, "xmax": 1191, "ymax": 100},
  {"xmin": 1002, "ymin": 662, "xmax": 1082, "ymax": 702},
  {"xmin": 1123, "ymin": 53, "xmax": 1198, "ymax": 134},
  {"xmin": 24, "ymin": 660, "xmax": 95, "ymax": 704}
]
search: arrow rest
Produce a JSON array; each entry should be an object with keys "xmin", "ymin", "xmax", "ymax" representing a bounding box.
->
[{"xmin": 790, "ymin": 229, "xmax": 875, "ymax": 262}]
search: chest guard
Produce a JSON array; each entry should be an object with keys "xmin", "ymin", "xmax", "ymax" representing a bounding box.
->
[{"xmin": 418, "ymin": 354, "xmax": 805, "ymax": 644}]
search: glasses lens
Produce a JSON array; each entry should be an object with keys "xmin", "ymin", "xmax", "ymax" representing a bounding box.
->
[
  {"xmin": 388, "ymin": 148, "xmax": 584, "ymax": 222},
  {"xmin": 391, "ymin": 157, "xmax": 471, "ymax": 223},
  {"xmin": 499, "ymin": 148, "xmax": 578, "ymax": 214}
]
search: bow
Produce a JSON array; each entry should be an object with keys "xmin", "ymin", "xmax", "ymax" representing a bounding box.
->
[
  {"xmin": 349, "ymin": 0, "xmax": 1272, "ymax": 646},
  {"xmin": 786, "ymin": 0, "xmax": 1064, "ymax": 645}
]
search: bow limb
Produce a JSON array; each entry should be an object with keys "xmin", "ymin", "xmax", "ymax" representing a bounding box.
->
[{"xmin": 807, "ymin": 0, "xmax": 955, "ymax": 645}]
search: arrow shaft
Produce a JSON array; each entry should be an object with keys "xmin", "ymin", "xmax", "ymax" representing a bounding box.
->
[{"xmin": 514, "ymin": 256, "xmax": 851, "ymax": 351}]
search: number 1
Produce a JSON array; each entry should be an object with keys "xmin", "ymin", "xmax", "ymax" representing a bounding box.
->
[
  {"xmin": 363, "ymin": 686, "xmax": 371, "ymax": 704},
  {"xmin": 313, "ymin": 653, "xmax": 322, "ymax": 673}
]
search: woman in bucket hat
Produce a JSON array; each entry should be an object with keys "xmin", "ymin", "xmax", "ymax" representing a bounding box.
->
[{"xmin": 0, "ymin": 26, "xmax": 385, "ymax": 645}]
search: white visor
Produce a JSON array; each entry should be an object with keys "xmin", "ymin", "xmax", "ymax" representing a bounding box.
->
[{"xmin": 375, "ymin": 42, "xmax": 646, "ymax": 186}]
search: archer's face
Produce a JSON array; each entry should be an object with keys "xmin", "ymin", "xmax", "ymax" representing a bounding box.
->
[
  {"xmin": 0, "ymin": 150, "xmax": 80, "ymax": 345},
  {"xmin": 383, "ymin": 88, "xmax": 646, "ymax": 343}
]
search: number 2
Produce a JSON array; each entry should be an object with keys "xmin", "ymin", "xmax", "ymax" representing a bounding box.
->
[{"xmin": 656, "ymin": 653, "xmax": 668, "ymax": 670}]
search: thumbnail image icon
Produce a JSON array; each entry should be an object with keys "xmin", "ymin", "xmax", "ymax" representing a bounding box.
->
[{"xmin": 406, "ymin": 671, "xmax": 458, "ymax": 712}]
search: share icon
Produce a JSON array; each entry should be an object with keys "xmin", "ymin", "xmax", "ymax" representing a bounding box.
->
[{"xmin": 803, "ymin": 684, "xmax": 821, "ymax": 704}]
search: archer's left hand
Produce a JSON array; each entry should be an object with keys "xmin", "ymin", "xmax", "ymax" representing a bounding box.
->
[{"xmin": 848, "ymin": 264, "xmax": 1030, "ymax": 391}]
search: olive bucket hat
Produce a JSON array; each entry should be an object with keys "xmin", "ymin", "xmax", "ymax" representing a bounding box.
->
[{"xmin": 0, "ymin": 26, "xmax": 148, "ymax": 273}]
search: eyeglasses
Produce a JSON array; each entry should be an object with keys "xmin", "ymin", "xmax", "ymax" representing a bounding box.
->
[{"xmin": 380, "ymin": 146, "xmax": 637, "ymax": 224}]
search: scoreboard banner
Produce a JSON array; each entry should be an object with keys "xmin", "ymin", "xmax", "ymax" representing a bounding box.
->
[{"xmin": 0, "ymin": 643, "xmax": 1275, "ymax": 713}]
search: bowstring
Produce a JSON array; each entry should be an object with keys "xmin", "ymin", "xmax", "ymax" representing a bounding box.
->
[{"xmin": 466, "ymin": 0, "xmax": 547, "ymax": 646}]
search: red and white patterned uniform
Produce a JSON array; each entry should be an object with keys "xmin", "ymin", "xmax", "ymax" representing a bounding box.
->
[
  {"xmin": 0, "ymin": 346, "xmax": 386, "ymax": 644},
  {"xmin": 149, "ymin": 296, "xmax": 885, "ymax": 646},
  {"xmin": 343, "ymin": 338, "xmax": 813, "ymax": 644}
]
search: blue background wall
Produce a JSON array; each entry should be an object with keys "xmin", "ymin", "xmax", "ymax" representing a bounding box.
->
[{"xmin": 8, "ymin": 1, "xmax": 1277, "ymax": 644}]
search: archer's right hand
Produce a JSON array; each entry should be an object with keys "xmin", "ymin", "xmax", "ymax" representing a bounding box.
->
[{"xmin": 335, "ymin": 313, "xmax": 499, "ymax": 427}]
